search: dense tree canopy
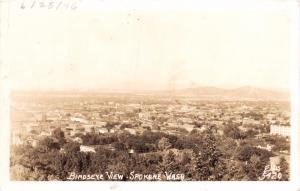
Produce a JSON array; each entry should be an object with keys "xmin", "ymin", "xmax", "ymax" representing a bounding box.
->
[{"xmin": 10, "ymin": 126, "xmax": 287, "ymax": 181}]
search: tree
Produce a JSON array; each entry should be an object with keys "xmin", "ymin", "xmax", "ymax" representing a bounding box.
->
[
  {"xmin": 89, "ymin": 147, "xmax": 112, "ymax": 173},
  {"xmin": 161, "ymin": 150, "xmax": 178, "ymax": 174},
  {"xmin": 37, "ymin": 137, "xmax": 60, "ymax": 153},
  {"xmin": 222, "ymin": 160, "xmax": 245, "ymax": 180},
  {"xmin": 178, "ymin": 151, "xmax": 197, "ymax": 180},
  {"xmin": 237, "ymin": 146, "xmax": 272, "ymax": 162},
  {"xmin": 244, "ymin": 154, "xmax": 265, "ymax": 180},
  {"xmin": 279, "ymin": 157, "xmax": 289, "ymax": 181},
  {"xmin": 237, "ymin": 146, "xmax": 272, "ymax": 180},
  {"xmin": 244, "ymin": 129, "xmax": 259, "ymax": 138},
  {"xmin": 223, "ymin": 126, "xmax": 244, "ymax": 139},
  {"xmin": 195, "ymin": 128, "xmax": 225, "ymax": 180},
  {"xmin": 63, "ymin": 142, "xmax": 80, "ymax": 153},
  {"xmin": 106, "ymin": 151, "xmax": 131, "ymax": 180},
  {"xmin": 62, "ymin": 151, "xmax": 92, "ymax": 176},
  {"xmin": 10, "ymin": 164, "xmax": 32, "ymax": 180},
  {"xmin": 52, "ymin": 128, "xmax": 66, "ymax": 145},
  {"xmin": 113, "ymin": 142, "xmax": 127, "ymax": 151},
  {"xmin": 158, "ymin": 137, "xmax": 172, "ymax": 151},
  {"xmin": 190, "ymin": 129, "xmax": 198, "ymax": 135}
]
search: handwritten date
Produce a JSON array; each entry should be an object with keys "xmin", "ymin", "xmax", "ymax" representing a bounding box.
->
[{"xmin": 20, "ymin": 0, "xmax": 82, "ymax": 11}]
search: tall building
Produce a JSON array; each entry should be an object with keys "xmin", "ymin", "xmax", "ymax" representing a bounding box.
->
[{"xmin": 270, "ymin": 125, "xmax": 290, "ymax": 137}]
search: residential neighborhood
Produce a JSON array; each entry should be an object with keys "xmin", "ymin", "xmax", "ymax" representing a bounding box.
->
[{"xmin": 10, "ymin": 92, "xmax": 290, "ymax": 181}]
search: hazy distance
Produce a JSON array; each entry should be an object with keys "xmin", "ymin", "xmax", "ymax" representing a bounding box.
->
[{"xmin": 6, "ymin": 3, "xmax": 291, "ymax": 92}]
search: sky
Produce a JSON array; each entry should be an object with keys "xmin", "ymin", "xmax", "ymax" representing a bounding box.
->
[{"xmin": 5, "ymin": 0, "xmax": 293, "ymax": 91}]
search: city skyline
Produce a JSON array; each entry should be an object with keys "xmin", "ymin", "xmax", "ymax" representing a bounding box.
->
[{"xmin": 5, "ymin": 0, "xmax": 294, "ymax": 183}]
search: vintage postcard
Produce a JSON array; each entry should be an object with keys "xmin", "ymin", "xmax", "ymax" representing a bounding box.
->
[{"xmin": 0, "ymin": 0, "xmax": 299, "ymax": 190}]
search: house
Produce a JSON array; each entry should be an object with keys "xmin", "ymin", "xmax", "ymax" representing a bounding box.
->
[
  {"xmin": 70, "ymin": 117, "xmax": 88, "ymax": 124},
  {"xmin": 124, "ymin": 128, "xmax": 137, "ymax": 135},
  {"xmin": 40, "ymin": 130, "xmax": 52, "ymax": 137},
  {"xmin": 256, "ymin": 144, "xmax": 272, "ymax": 152},
  {"xmin": 98, "ymin": 127, "xmax": 109, "ymax": 134},
  {"xmin": 179, "ymin": 117, "xmax": 193, "ymax": 124},
  {"xmin": 80, "ymin": 145, "xmax": 96, "ymax": 153},
  {"xmin": 32, "ymin": 140, "xmax": 38, "ymax": 147},
  {"xmin": 83, "ymin": 125, "xmax": 95, "ymax": 133},
  {"xmin": 73, "ymin": 137, "xmax": 83, "ymax": 144},
  {"xmin": 109, "ymin": 128, "xmax": 116, "ymax": 133},
  {"xmin": 216, "ymin": 129, "xmax": 224, "ymax": 136},
  {"xmin": 238, "ymin": 126, "xmax": 248, "ymax": 132},
  {"xmin": 167, "ymin": 122, "xmax": 178, "ymax": 128},
  {"xmin": 242, "ymin": 118, "xmax": 260, "ymax": 126},
  {"xmin": 59, "ymin": 148, "xmax": 66, "ymax": 154},
  {"xmin": 139, "ymin": 112, "xmax": 150, "ymax": 120},
  {"xmin": 129, "ymin": 149, "xmax": 135, "ymax": 154},
  {"xmin": 182, "ymin": 124, "xmax": 194, "ymax": 132},
  {"xmin": 94, "ymin": 121, "xmax": 107, "ymax": 127}
]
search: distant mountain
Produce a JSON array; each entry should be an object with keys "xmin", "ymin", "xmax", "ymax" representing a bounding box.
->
[
  {"xmin": 167, "ymin": 86, "xmax": 289, "ymax": 101},
  {"xmin": 13, "ymin": 86, "xmax": 290, "ymax": 101}
]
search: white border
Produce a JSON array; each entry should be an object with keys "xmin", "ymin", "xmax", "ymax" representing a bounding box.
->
[{"xmin": 290, "ymin": 0, "xmax": 300, "ymax": 189}]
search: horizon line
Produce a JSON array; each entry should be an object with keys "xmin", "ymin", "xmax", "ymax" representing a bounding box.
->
[{"xmin": 10, "ymin": 85, "xmax": 290, "ymax": 93}]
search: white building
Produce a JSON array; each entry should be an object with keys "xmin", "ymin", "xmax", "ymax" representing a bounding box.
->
[
  {"xmin": 80, "ymin": 145, "xmax": 96, "ymax": 153},
  {"xmin": 138, "ymin": 112, "xmax": 150, "ymax": 120},
  {"xmin": 98, "ymin": 127, "xmax": 109, "ymax": 134},
  {"xmin": 182, "ymin": 124, "xmax": 194, "ymax": 132},
  {"xmin": 256, "ymin": 144, "xmax": 272, "ymax": 152},
  {"xmin": 39, "ymin": 131, "xmax": 52, "ymax": 137},
  {"xmin": 270, "ymin": 125, "xmax": 290, "ymax": 137},
  {"xmin": 11, "ymin": 133, "xmax": 23, "ymax": 145},
  {"xmin": 70, "ymin": 117, "xmax": 88, "ymax": 124},
  {"xmin": 95, "ymin": 121, "xmax": 107, "ymax": 127},
  {"xmin": 124, "ymin": 128, "xmax": 137, "ymax": 135},
  {"xmin": 73, "ymin": 137, "xmax": 83, "ymax": 144}
]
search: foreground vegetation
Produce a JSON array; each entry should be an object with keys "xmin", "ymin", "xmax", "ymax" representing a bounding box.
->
[{"xmin": 10, "ymin": 126, "xmax": 289, "ymax": 181}]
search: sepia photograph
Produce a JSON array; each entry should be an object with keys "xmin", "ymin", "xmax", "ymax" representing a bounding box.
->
[{"xmin": 0, "ymin": 0, "xmax": 300, "ymax": 190}]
